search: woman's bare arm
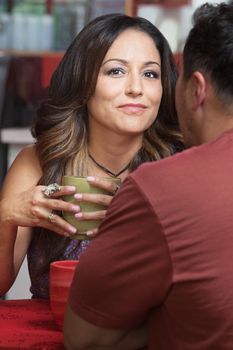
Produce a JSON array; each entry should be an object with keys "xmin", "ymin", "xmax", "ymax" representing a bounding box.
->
[{"xmin": 0, "ymin": 145, "xmax": 41, "ymax": 295}]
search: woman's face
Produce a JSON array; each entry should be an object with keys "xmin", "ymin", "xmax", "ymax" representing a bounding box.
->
[{"xmin": 87, "ymin": 28, "xmax": 163, "ymax": 138}]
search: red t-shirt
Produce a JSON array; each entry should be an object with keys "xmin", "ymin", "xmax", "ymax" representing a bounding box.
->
[{"xmin": 69, "ymin": 129, "xmax": 233, "ymax": 349}]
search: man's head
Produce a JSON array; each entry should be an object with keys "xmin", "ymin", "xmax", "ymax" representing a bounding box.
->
[{"xmin": 176, "ymin": 1, "xmax": 233, "ymax": 146}]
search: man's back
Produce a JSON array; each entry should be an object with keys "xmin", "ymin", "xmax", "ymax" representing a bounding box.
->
[
  {"xmin": 69, "ymin": 128, "xmax": 233, "ymax": 350},
  {"xmin": 133, "ymin": 128, "xmax": 233, "ymax": 349}
]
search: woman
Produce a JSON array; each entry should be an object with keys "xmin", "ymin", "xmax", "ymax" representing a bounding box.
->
[{"xmin": 0, "ymin": 14, "xmax": 183, "ymax": 299}]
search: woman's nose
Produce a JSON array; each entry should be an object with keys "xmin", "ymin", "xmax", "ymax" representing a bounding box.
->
[{"xmin": 125, "ymin": 74, "xmax": 143, "ymax": 97}]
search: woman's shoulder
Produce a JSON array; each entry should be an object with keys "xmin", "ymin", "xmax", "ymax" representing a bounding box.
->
[
  {"xmin": 2, "ymin": 144, "xmax": 42, "ymax": 195},
  {"xmin": 16, "ymin": 144, "xmax": 38, "ymax": 164},
  {"xmin": 10, "ymin": 144, "xmax": 42, "ymax": 178}
]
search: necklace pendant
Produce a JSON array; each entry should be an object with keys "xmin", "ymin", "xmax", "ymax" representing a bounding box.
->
[{"xmin": 88, "ymin": 153, "xmax": 130, "ymax": 178}]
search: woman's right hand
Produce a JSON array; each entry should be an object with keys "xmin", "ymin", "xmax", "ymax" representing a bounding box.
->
[
  {"xmin": 0, "ymin": 146, "xmax": 80, "ymax": 238},
  {"xmin": 1, "ymin": 184, "xmax": 80, "ymax": 237}
]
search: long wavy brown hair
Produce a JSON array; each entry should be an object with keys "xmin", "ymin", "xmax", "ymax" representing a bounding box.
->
[{"xmin": 30, "ymin": 14, "xmax": 184, "ymax": 276}]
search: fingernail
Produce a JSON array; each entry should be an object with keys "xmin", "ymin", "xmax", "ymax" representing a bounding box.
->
[
  {"xmin": 87, "ymin": 176, "xmax": 95, "ymax": 182},
  {"xmin": 69, "ymin": 226, "xmax": 77, "ymax": 233},
  {"xmin": 71, "ymin": 205, "xmax": 80, "ymax": 212},
  {"xmin": 75, "ymin": 212, "xmax": 83, "ymax": 219},
  {"xmin": 67, "ymin": 186, "xmax": 76, "ymax": 192},
  {"xmin": 74, "ymin": 193, "xmax": 83, "ymax": 200},
  {"xmin": 86, "ymin": 230, "xmax": 95, "ymax": 237}
]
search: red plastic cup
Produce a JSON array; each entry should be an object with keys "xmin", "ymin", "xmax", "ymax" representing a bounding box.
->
[{"xmin": 50, "ymin": 260, "xmax": 79, "ymax": 329}]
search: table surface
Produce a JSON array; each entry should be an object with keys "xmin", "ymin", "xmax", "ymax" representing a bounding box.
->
[{"xmin": 0, "ymin": 298, "xmax": 64, "ymax": 349}]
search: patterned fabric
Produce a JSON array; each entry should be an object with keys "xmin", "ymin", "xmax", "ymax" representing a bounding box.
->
[{"xmin": 28, "ymin": 239, "xmax": 91, "ymax": 299}]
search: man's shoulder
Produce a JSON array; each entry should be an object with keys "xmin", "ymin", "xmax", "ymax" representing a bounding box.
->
[
  {"xmin": 133, "ymin": 128, "xmax": 233, "ymax": 185},
  {"xmin": 132, "ymin": 145, "xmax": 201, "ymax": 182},
  {"xmin": 129, "ymin": 129, "xmax": 233, "ymax": 202}
]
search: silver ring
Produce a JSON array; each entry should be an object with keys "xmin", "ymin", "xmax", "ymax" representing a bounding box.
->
[
  {"xmin": 48, "ymin": 212, "xmax": 55, "ymax": 223},
  {"xmin": 42, "ymin": 183, "xmax": 61, "ymax": 198}
]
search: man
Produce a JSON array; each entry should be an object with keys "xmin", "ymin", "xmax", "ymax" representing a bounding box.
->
[{"xmin": 64, "ymin": 2, "xmax": 233, "ymax": 349}]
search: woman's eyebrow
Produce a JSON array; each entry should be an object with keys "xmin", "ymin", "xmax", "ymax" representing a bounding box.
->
[{"xmin": 102, "ymin": 58, "xmax": 161, "ymax": 67}]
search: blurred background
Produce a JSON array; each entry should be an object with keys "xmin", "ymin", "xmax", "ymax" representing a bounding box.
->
[{"xmin": 0, "ymin": 0, "xmax": 227, "ymax": 299}]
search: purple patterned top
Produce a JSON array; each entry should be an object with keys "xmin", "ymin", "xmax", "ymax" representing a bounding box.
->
[{"xmin": 27, "ymin": 238, "xmax": 92, "ymax": 299}]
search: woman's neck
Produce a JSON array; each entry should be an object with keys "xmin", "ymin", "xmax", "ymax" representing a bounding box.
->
[{"xmin": 88, "ymin": 133, "xmax": 143, "ymax": 178}]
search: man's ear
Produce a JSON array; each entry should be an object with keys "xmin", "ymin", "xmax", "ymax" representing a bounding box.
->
[{"xmin": 189, "ymin": 71, "xmax": 206, "ymax": 111}]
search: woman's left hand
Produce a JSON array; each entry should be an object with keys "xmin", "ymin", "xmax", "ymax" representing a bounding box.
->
[{"xmin": 73, "ymin": 176, "xmax": 120, "ymax": 237}]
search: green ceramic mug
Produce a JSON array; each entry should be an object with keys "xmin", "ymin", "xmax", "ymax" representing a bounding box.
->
[{"xmin": 62, "ymin": 176, "xmax": 121, "ymax": 240}]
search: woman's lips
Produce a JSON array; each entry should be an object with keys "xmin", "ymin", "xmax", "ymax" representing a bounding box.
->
[{"xmin": 118, "ymin": 104, "xmax": 147, "ymax": 115}]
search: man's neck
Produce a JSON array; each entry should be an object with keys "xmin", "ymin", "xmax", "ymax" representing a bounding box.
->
[{"xmin": 199, "ymin": 110, "xmax": 233, "ymax": 145}]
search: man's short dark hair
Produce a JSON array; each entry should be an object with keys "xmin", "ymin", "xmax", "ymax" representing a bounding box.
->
[{"xmin": 183, "ymin": 1, "xmax": 233, "ymax": 104}]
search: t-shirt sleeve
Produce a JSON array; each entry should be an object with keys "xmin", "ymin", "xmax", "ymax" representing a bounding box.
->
[{"xmin": 68, "ymin": 175, "xmax": 172, "ymax": 329}]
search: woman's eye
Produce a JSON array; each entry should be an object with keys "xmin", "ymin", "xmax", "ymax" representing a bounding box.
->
[
  {"xmin": 107, "ymin": 68, "xmax": 124, "ymax": 76},
  {"xmin": 144, "ymin": 71, "xmax": 159, "ymax": 79}
]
